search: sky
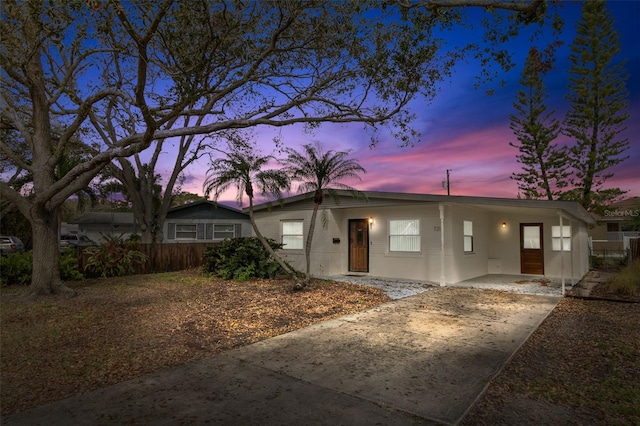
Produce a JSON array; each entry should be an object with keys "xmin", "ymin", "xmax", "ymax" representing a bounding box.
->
[{"xmin": 173, "ymin": 1, "xmax": 640, "ymax": 207}]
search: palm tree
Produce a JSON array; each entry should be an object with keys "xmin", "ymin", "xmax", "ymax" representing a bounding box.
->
[
  {"xmin": 203, "ymin": 142, "xmax": 297, "ymax": 279},
  {"xmin": 283, "ymin": 142, "xmax": 366, "ymax": 284}
]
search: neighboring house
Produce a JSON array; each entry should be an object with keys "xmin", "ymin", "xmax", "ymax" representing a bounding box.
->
[
  {"xmin": 164, "ymin": 201, "xmax": 252, "ymax": 243},
  {"xmin": 250, "ymin": 191, "xmax": 595, "ymax": 286},
  {"xmin": 60, "ymin": 222, "xmax": 79, "ymax": 235},
  {"xmin": 588, "ymin": 197, "xmax": 640, "ymax": 254},
  {"xmin": 68, "ymin": 212, "xmax": 138, "ymax": 243}
]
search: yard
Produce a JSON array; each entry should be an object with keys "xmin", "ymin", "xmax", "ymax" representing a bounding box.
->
[
  {"xmin": 0, "ymin": 271, "xmax": 389, "ymax": 415},
  {"xmin": 1, "ymin": 267, "xmax": 639, "ymax": 423}
]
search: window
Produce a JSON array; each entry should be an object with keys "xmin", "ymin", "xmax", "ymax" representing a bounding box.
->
[
  {"xmin": 552, "ymin": 225, "xmax": 571, "ymax": 251},
  {"xmin": 282, "ymin": 221, "xmax": 303, "ymax": 249},
  {"xmin": 463, "ymin": 221, "xmax": 473, "ymax": 253},
  {"xmin": 523, "ymin": 226, "xmax": 541, "ymax": 249},
  {"xmin": 214, "ymin": 224, "xmax": 235, "ymax": 239},
  {"xmin": 389, "ymin": 219, "xmax": 420, "ymax": 252},
  {"xmin": 176, "ymin": 224, "xmax": 197, "ymax": 239}
]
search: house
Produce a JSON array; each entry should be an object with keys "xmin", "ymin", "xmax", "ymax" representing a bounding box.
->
[
  {"xmin": 588, "ymin": 197, "xmax": 640, "ymax": 254},
  {"xmin": 68, "ymin": 201, "xmax": 252, "ymax": 243},
  {"xmin": 163, "ymin": 201, "xmax": 252, "ymax": 243},
  {"xmin": 68, "ymin": 212, "xmax": 138, "ymax": 243},
  {"xmin": 250, "ymin": 191, "xmax": 595, "ymax": 287}
]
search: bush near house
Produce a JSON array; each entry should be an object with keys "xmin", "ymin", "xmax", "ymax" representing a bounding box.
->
[
  {"xmin": 0, "ymin": 249, "xmax": 83, "ymax": 286},
  {"xmin": 83, "ymin": 236, "xmax": 147, "ymax": 278},
  {"xmin": 203, "ymin": 237, "xmax": 289, "ymax": 281}
]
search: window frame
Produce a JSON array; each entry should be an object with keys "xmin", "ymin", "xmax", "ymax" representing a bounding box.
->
[
  {"xmin": 551, "ymin": 225, "xmax": 571, "ymax": 251},
  {"xmin": 388, "ymin": 219, "xmax": 421, "ymax": 253},
  {"xmin": 281, "ymin": 220, "xmax": 304, "ymax": 250},
  {"xmin": 463, "ymin": 220, "xmax": 473, "ymax": 253},
  {"xmin": 213, "ymin": 224, "xmax": 235, "ymax": 240},
  {"xmin": 175, "ymin": 224, "xmax": 198, "ymax": 240}
]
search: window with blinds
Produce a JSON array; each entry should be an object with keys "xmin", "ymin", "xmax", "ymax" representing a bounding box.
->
[
  {"xmin": 282, "ymin": 221, "xmax": 303, "ymax": 249},
  {"xmin": 389, "ymin": 219, "xmax": 420, "ymax": 252},
  {"xmin": 463, "ymin": 220, "xmax": 473, "ymax": 253}
]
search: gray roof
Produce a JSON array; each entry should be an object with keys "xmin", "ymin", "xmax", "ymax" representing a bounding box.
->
[
  {"xmin": 167, "ymin": 200, "xmax": 248, "ymax": 220},
  {"xmin": 250, "ymin": 190, "xmax": 596, "ymax": 225},
  {"xmin": 69, "ymin": 212, "xmax": 135, "ymax": 225}
]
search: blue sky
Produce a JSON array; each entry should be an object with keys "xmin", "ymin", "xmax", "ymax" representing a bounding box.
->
[{"xmin": 174, "ymin": 1, "xmax": 639, "ymax": 205}]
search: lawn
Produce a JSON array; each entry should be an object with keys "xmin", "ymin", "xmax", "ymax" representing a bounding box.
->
[
  {"xmin": 463, "ymin": 274, "xmax": 640, "ymax": 425},
  {"xmin": 0, "ymin": 270, "xmax": 389, "ymax": 415},
  {"xmin": 2, "ymin": 267, "xmax": 639, "ymax": 424}
]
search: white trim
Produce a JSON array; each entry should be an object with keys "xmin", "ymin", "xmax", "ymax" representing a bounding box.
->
[
  {"xmin": 439, "ymin": 203, "xmax": 445, "ymax": 287},
  {"xmin": 559, "ymin": 213, "xmax": 565, "ymax": 296}
]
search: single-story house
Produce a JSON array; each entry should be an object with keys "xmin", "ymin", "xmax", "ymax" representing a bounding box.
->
[
  {"xmin": 68, "ymin": 201, "xmax": 252, "ymax": 243},
  {"xmin": 164, "ymin": 201, "xmax": 252, "ymax": 243},
  {"xmin": 250, "ymin": 191, "xmax": 595, "ymax": 287},
  {"xmin": 68, "ymin": 212, "xmax": 138, "ymax": 243},
  {"xmin": 588, "ymin": 197, "xmax": 640, "ymax": 254}
]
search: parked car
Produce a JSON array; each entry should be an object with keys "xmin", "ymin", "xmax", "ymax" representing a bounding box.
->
[
  {"xmin": 0, "ymin": 236, "xmax": 25, "ymax": 255},
  {"xmin": 59, "ymin": 234, "xmax": 95, "ymax": 250}
]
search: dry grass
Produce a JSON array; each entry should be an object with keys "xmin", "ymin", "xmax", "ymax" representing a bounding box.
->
[
  {"xmin": 3, "ymin": 268, "xmax": 639, "ymax": 424},
  {"xmin": 0, "ymin": 270, "xmax": 390, "ymax": 416},
  {"xmin": 463, "ymin": 280, "xmax": 640, "ymax": 425}
]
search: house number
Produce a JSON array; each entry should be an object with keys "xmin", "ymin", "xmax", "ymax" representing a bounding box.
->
[{"xmin": 433, "ymin": 226, "xmax": 441, "ymax": 232}]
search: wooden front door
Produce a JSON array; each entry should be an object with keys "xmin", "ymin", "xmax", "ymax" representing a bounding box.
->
[
  {"xmin": 520, "ymin": 223, "xmax": 544, "ymax": 275},
  {"xmin": 349, "ymin": 219, "xmax": 369, "ymax": 272}
]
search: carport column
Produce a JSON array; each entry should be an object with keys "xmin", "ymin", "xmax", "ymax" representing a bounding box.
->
[
  {"xmin": 439, "ymin": 203, "xmax": 446, "ymax": 286},
  {"xmin": 559, "ymin": 212, "xmax": 565, "ymax": 296}
]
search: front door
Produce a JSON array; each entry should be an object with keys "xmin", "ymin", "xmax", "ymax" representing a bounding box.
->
[
  {"xmin": 349, "ymin": 219, "xmax": 369, "ymax": 272},
  {"xmin": 520, "ymin": 223, "xmax": 544, "ymax": 275}
]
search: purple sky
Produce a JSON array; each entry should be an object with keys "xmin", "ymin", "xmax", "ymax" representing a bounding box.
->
[{"xmin": 175, "ymin": 1, "xmax": 639, "ymax": 206}]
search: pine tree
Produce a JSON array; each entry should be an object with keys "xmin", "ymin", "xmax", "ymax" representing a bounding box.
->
[
  {"xmin": 563, "ymin": 0, "xmax": 629, "ymax": 213},
  {"xmin": 510, "ymin": 47, "xmax": 568, "ymax": 200}
]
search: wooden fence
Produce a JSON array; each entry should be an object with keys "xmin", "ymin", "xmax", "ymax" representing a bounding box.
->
[
  {"xmin": 79, "ymin": 243, "xmax": 219, "ymax": 276},
  {"xmin": 631, "ymin": 238, "xmax": 640, "ymax": 263}
]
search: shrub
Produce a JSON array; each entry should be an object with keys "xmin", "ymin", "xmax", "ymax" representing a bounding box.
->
[
  {"xmin": 1, "ymin": 249, "xmax": 86, "ymax": 286},
  {"xmin": 84, "ymin": 236, "xmax": 147, "ymax": 278},
  {"xmin": 203, "ymin": 237, "xmax": 288, "ymax": 281},
  {"xmin": 0, "ymin": 251, "xmax": 32, "ymax": 286},
  {"xmin": 606, "ymin": 261, "xmax": 640, "ymax": 296},
  {"xmin": 60, "ymin": 248, "xmax": 84, "ymax": 281}
]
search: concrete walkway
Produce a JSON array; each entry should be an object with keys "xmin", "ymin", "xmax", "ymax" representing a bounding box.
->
[{"xmin": 4, "ymin": 288, "xmax": 560, "ymax": 426}]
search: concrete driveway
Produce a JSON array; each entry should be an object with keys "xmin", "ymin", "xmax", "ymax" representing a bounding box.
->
[{"xmin": 4, "ymin": 288, "xmax": 560, "ymax": 426}]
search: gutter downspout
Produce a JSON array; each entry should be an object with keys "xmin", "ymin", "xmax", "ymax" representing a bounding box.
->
[{"xmin": 439, "ymin": 203, "xmax": 446, "ymax": 287}]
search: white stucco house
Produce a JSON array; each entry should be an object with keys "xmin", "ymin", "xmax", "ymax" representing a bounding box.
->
[{"xmin": 250, "ymin": 191, "xmax": 595, "ymax": 287}]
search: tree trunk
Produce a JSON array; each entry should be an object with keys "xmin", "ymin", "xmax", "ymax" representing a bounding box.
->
[
  {"xmin": 246, "ymin": 197, "xmax": 302, "ymax": 285},
  {"xmin": 28, "ymin": 205, "xmax": 75, "ymax": 297},
  {"xmin": 304, "ymin": 203, "xmax": 321, "ymax": 278}
]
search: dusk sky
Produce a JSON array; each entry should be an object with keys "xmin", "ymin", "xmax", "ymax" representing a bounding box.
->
[{"xmin": 172, "ymin": 1, "xmax": 640, "ymax": 207}]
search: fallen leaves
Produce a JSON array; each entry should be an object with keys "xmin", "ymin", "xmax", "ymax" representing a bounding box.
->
[
  {"xmin": 0, "ymin": 271, "xmax": 389, "ymax": 415},
  {"xmin": 462, "ymin": 281, "xmax": 640, "ymax": 425}
]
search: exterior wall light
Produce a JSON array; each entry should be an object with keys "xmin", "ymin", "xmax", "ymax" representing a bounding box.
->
[
  {"xmin": 369, "ymin": 217, "xmax": 374, "ymax": 227},
  {"xmin": 501, "ymin": 222, "xmax": 507, "ymax": 228}
]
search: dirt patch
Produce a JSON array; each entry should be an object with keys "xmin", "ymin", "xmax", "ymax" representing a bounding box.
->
[
  {"xmin": 463, "ymin": 283, "xmax": 640, "ymax": 425},
  {"xmin": 514, "ymin": 278, "xmax": 550, "ymax": 286},
  {"xmin": 0, "ymin": 271, "xmax": 389, "ymax": 416}
]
